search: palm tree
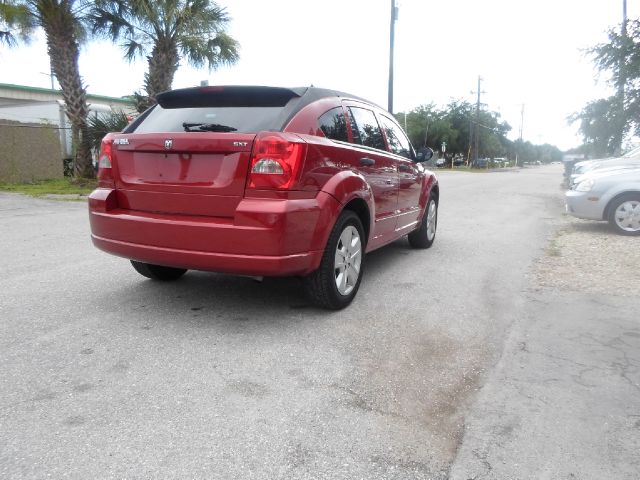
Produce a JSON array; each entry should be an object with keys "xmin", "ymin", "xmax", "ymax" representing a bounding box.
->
[
  {"xmin": 1, "ymin": 0, "xmax": 95, "ymax": 178},
  {"xmin": 86, "ymin": 110, "xmax": 130, "ymax": 152},
  {"xmin": 90, "ymin": 0, "xmax": 240, "ymax": 112}
]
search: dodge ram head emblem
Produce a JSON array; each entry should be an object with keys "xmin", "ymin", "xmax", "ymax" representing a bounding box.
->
[{"xmin": 164, "ymin": 139, "xmax": 173, "ymax": 150}]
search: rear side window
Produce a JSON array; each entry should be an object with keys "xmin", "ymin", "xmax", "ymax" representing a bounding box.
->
[
  {"xmin": 379, "ymin": 115, "xmax": 413, "ymax": 159},
  {"xmin": 348, "ymin": 107, "xmax": 385, "ymax": 151},
  {"xmin": 132, "ymin": 105, "xmax": 285, "ymax": 134},
  {"xmin": 318, "ymin": 107, "xmax": 348, "ymax": 142}
]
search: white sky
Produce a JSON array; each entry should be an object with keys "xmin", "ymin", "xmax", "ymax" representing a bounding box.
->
[{"xmin": 0, "ymin": 0, "xmax": 635, "ymax": 150}]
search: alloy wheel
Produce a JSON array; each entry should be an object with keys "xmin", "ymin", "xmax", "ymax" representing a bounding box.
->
[
  {"xmin": 334, "ymin": 226, "xmax": 362, "ymax": 296},
  {"xmin": 426, "ymin": 199, "xmax": 437, "ymax": 241}
]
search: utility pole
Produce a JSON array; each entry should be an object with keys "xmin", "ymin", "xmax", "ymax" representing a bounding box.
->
[
  {"xmin": 424, "ymin": 119, "xmax": 430, "ymax": 147},
  {"xmin": 619, "ymin": 0, "xmax": 628, "ymax": 146},
  {"xmin": 388, "ymin": 0, "xmax": 397, "ymax": 113},
  {"xmin": 519, "ymin": 103, "xmax": 524, "ymax": 141},
  {"xmin": 471, "ymin": 76, "xmax": 484, "ymax": 165},
  {"xmin": 467, "ymin": 118, "xmax": 473, "ymax": 165},
  {"xmin": 616, "ymin": 0, "xmax": 628, "ymax": 155},
  {"xmin": 41, "ymin": 63, "xmax": 55, "ymax": 90},
  {"xmin": 515, "ymin": 103, "xmax": 524, "ymax": 167}
]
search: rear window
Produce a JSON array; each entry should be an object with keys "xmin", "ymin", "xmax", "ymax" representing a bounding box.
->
[
  {"xmin": 132, "ymin": 105, "xmax": 286, "ymax": 134},
  {"xmin": 130, "ymin": 86, "xmax": 303, "ymax": 134}
]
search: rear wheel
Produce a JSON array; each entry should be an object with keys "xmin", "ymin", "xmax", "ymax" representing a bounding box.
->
[
  {"xmin": 607, "ymin": 194, "xmax": 640, "ymax": 235},
  {"xmin": 130, "ymin": 261, "xmax": 187, "ymax": 281},
  {"xmin": 408, "ymin": 197, "xmax": 437, "ymax": 248},
  {"xmin": 304, "ymin": 210, "xmax": 365, "ymax": 310}
]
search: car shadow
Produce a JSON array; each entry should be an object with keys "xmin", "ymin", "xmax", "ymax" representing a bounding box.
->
[
  {"xmin": 93, "ymin": 240, "xmax": 413, "ymax": 326},
  {"xmin": 566, "ymin": 219, "xmax": 615, "ymax": 235},
  {"xmin": 362, "ymin": 237, "xmax": 414, "ymax": 276}
]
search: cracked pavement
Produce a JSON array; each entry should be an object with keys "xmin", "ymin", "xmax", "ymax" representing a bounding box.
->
[
  {"xmin": 450, "ymin": 232, "xmax": 640, "ymax": 477},
  {"xmin": 1, "ymin": 165, "xmax": 638, "ymax": 479}
]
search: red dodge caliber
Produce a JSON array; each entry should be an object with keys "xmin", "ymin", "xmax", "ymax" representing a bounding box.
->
[{"xmin": 89, "ymin": 86, "xmax": 439, "ymax": 309}]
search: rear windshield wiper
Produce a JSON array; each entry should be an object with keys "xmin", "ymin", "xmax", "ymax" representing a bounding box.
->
[{"xmin": 182, "ymin": 122, "xmax": 237, "ymax": 132}]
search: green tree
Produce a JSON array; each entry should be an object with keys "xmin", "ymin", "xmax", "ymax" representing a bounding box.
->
[
  {"xmin": 398, "ymin": 100, "xmax": 511, "ymax": 165},
  {"xmin": 90, "ymin": 0, "xmax": 240, "ymax": 112},
  {"xmin": 574, "ymin": 19, "xmax": 640, "ymax": 154},
  {"xmin": 569, "ymin": 96, "xmax": 621, "ymax": 158},
  {"xmin": 1, "ymin": 0, "xmax": 95, "ymax": 178},
  {"xmin": 536, "ymin": 144, "xmax": 563, "ymax": 163},
  {"xmin": 442, "ymin": 100, "xmax": 472, "ymax": 158}
]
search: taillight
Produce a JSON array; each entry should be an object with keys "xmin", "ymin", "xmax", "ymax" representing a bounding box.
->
[
  {"xmin": 97, "ymin": 133, "xmax": 116, "ymax": 189},
  {"xmin": 247, "ymin": 132, "xmax": 306, "ymax": 189}
]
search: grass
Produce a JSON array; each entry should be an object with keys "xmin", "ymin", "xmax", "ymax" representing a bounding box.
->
[
  {"xmin": 0, "ymin": 178, "xmax": 97, "ymax": 197},
  {"xmin": 546, "ymin": 230, "xmax": 567, "ymax": 257},
  {"xmin": 436, "ymin": 166, "xmax": 492, "ymax": 173}
]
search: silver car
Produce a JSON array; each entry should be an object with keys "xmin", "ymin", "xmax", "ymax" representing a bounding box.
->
[
  {"xmin": 569, "ymin": 146, "xmax": 640, "ymax": 186},
  {"xmin": 565, "ymin": 167, "xmax": 640, "ymax": 235}
]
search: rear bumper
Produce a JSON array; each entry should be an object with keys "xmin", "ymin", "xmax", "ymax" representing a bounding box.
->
[{"xmin": 88, "ymin": 188, "xmax": 341, "ymax": 276}]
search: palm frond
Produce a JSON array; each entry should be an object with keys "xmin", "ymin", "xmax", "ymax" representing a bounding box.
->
[
  {"xmin": 86, "ymin": 110, "xmax": 131, "ymax": 152},
  {"xmin": 85, "ymin": 0, "xmax": 240, "ymax": 96},
  {"xmin": 0, "ymin": 1, "xmax": 37, "ymax": 41},
  {"xmin": 122, "ymin": 38, "xmax": 143, "ymax": 61},
  {"xmin": 88, "ymin": 5, "xmax": 134, "ymax": 40},
  {"xmin": 0, "ymin": 30, "xmax": 18, "ymax": 46},
  {"xmin": 207, "ymin": 31, "xmax": 239, "ymax": 67}
]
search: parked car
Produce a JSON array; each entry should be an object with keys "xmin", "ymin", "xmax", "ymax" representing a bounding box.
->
[
  {"xmin": 569, "ymin": 146, "xmax": 640, "ymax": 186},
  {"xmin": 89, "ymin": 86, "xmax": 439, "ymax": 309},
  {"xmin": 491, "ymin": 157, "xmax": 508, "ymax": 168},
  {"xmin": 452, "ymin": 157, "xmax": 466, "ymax": 166},
  {"xmin": 565, "ymin": 167, "xmax": 640, "ymax": 235}
]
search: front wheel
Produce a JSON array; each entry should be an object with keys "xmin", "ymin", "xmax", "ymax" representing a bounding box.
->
[
  {"xmin": 303, "ymin": 210, "xmax": 365, "ymax": 310},
  {"xmin": 130, "ymin": 261, "xmax": 188, "ymax": 281},
  {"xmin": 607, "ymin": 194, "xmax": 640, "ymax": 235},
  {"xmin": 408, "ymin": 197, "xmax": 437, "ymax": 248}
]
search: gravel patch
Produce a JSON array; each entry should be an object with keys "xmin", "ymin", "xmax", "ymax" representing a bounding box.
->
[{"xmin": 535, "ymin": 214, "xmax": 640, "ymax": 297}]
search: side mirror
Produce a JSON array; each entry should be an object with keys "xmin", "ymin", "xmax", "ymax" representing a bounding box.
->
[{"xmin": 415, "ymin": 147, "xmax": 434, "ymax": 163}]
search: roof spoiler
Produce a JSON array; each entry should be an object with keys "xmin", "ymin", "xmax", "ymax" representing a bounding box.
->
[{"xmin": 157, "ymin": 86, "xmax": 304, "ymax": 109}]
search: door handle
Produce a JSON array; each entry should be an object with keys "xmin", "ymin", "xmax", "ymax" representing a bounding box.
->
[
  {"xmin": 397, "ymin": 164, "xmax": 412, "ymax": 172},
  {"xmin": 360, "ymin": 157, "xmax": 375, "ymax": 166}
]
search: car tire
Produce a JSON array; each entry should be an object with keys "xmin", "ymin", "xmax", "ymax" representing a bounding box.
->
[
  {"xmin": 130, "ymin": 261, "xmax": 188, "ymax": 281},
  {"xmin": 607, "ymin": 193, "xmax": 640, "ymax": 236},
  {"xmin": 303, "ymin": 210, "xmax": 365, "ymax": 310},
  {"xmin": 408, "ymin": 196, "xmax": 438, "ymax": 248}
]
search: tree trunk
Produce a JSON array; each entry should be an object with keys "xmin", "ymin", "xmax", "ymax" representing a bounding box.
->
[
  {"xmin": 142, "ymin": 36, "xmax": 179, "ymax": 110},
  {"xmin": 42, "ymin": 8, "xmax": 94, "ymax": 178}
]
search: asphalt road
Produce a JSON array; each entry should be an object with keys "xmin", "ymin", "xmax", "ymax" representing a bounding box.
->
[{"xmin": 1, "ymin": 166, "xmax": 637, "ymax": 479}]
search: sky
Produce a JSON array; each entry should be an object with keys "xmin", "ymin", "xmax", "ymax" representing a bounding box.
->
[{"xmin": 0, "ymin": 0, "xmax": 636, "ymax": 150}]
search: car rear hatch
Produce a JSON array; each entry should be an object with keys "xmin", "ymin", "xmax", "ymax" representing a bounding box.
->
[{"xmin": 110, "ymin": 86, "xmax": 305, "ymax": 218}]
